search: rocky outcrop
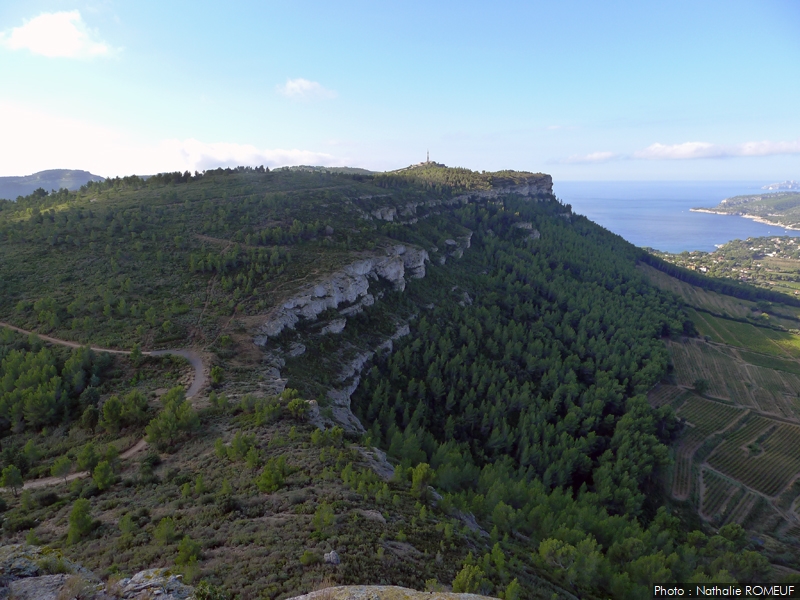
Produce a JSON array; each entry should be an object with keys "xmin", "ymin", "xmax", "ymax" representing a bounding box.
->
[
  {"xmin": 448, "ymin": 177, "xmax": 552, "ymax": 204},
  {"xmin": 362, "ymin": 177, "xmax": 553, "ymax": 224},
  {"xmin": 0, "ymin": 546, "xmax": 193, "ymax": 600},
  {"xmin": 325, "ymin": 323, "xmax": 410, "ymax": 433},
  {"xmin": 255, "ymin": 179, "xmax": 546, "ymax": 343},
  {"xmin": 286, "ymin": 586, "xmax": 499, "ymax": 600},
  {"xmin": 512, "ymin": 222, "xmax": 541, "ymax": 240},
  {"xmin": 112, "ymin": 569, "xmax": 193, "ymax": 599},
  {"xmin": 371, "ymin": 206, "xmax": 397, "ymax": 221},
  {"xmin": 357, "ymin": 446, "xmax": 395, "ymax": 480},
  {"xmin": 254, "ymin": 246, "xmax": 428, "ymax": 343},
  {"xmin": 320, "ymin": 318, "xmax": 347, "ymax": 335}
]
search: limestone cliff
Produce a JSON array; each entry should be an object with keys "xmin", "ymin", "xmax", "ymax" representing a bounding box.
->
[
  {"xmin": 366, "ymin": 177, "xmax": 553, "ymax": 223},
  {"xmin": 251, "ymin": 176, "xmax": 553, "ymax": 434},
  {"xmin": 254, "ymin": 245, "xmax": 428, "ymax": 343}
]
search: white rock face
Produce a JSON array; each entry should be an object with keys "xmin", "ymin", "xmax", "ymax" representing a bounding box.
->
[
  {"xmin": 356, "ymin": 178, "xmax": 552, "ymax": 229},
  {"xmin": 288, "ymin": 342, "xmax": 306, "ymax": 357},
  {"xmin": 254, "ymin": 246, "xmax": 428, "ymax": 343},
  {"xmin": 114, "ymin": 569, "xmax": 192, "ymax": 599},
  {"xmin": 339, "ymin": 294, "xmax": 375, "ymax": 317},
  {"xmin": 371, "ymin": 206, "xmax": 397, "ymax": 221},
  {"xmin": 321, "ymin": 318, "xmax": 347, "ymax": 335},
  {"xmin": 325, "ymin": 322, "xmax": 411, "ymax": 433}
]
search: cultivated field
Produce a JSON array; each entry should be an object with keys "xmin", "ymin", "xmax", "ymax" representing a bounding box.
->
[
  {"xmin": 647, "ymin": 383, "xmax": 685, "ymax": 408},
  {"xmin": 676, "ymin": 395, "xmax": 745, "ymax": 433},
  {"xmin": 639, "ymin": 264, "xmax": 754, "ymax": 320},
  {"xmin": 639, "ymin": 263, "xmax": 800, "ymax": 329},
  {"xmin": 670, "ymin": 394, "xmax": 745, "ymax": 500},
  {"xmin": 672, "ymin": 428, "xmax": 708, "ymax": 500},
  {"xmin": 646, "ymin": 266, "xmax": 800, "ymax": 548},
  {"xmin": 700, "ymin": 468, "xmax": 740, "ymax": 521},
  {"xmin": 707, "ymin": 417, "xmax": 800, "ymax": 497},
  {"xmin": 686, "ymin": 308, "xmax": 800, "ymax": 359},
  {"xmin": 666, "ymin": 339, "xmax": 800, "ymax": 419}
]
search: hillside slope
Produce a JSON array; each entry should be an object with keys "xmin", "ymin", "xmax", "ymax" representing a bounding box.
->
[{"xmin": 0, "ymin": 166, "xmax": 789, "ymax": 599}]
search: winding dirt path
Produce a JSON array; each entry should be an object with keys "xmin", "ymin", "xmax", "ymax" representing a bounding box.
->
[{"xmin": 0, "ymin": 322, "xmax": 207, "ymax": 491}]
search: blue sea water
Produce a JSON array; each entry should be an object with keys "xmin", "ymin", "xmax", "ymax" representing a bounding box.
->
[{"xmin": 553, "ymin": 181, "xmax": 800, "ymax": 253}]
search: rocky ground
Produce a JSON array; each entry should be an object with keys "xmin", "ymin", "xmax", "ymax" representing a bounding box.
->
[{"xmin": 0, "ymin": 545, "xmax": 498, "ymax": 600}]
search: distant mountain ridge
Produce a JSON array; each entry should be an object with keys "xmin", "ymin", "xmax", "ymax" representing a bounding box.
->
[{"xmin": 0, "ymin": 169, "xmax": 105, "ymax": 200}]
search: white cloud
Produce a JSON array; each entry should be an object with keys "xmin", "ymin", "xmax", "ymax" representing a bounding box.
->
[
  {"xmin": 277, "ymin": 78, "xmax": 337, "ymax": 100},
  {"xmin": 0, "ymin": 102, "xmax": 345, "ymax": 177},
  {"xmin": 0, "ymin": 11, "xmax": 115, "ymax": 58},
  {"xmin": 560, "ymin": 151, "xmax": 619, "ymax": 164},
  {"xmin": 634, "ymin": 140, "xmax": 800, "ymax": 160},
  {"xmin": 558, "ymin": 139, "xmax": 800, "ymax": 166}
]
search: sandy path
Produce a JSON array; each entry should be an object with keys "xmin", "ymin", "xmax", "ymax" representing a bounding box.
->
[{"xmin": 0, "ymin": 322, "xmax": 207, "ymax": 492}]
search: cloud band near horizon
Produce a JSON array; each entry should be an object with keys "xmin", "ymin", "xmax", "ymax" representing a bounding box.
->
[
  {"xmin": 0, "ymin": 102, "xmax": 346, "ymax": 177},
  {"xmin": 562, "ymin": 139, "xmax": 800, "ymax": 164}
]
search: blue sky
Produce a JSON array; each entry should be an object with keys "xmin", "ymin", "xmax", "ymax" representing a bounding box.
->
[{"xmin": 0, "ymin": 1, "xmax": 798, "ymax": 179}]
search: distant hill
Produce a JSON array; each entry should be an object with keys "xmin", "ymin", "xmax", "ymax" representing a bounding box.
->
[
  {"xmin": 0, "ymin": 169, "xmax": 104, "ymax": 200},
  {"xmin": 693, "ymin": 191, "xmax": 800, "ymax": 228}
]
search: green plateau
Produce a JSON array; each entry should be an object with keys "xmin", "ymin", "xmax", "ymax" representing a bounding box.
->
[{"xmin": 1, "ymin": 165, "xmax": 799, "ymax": 599}]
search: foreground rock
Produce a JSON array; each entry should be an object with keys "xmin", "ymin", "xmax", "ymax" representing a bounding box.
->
[
  {"xmin": 0, "ymin": 545, "xmax": 193, "ymax": 600},
  {"xmin": 287, "ymin": 587, "xmax": 498, "ymax": 600}
]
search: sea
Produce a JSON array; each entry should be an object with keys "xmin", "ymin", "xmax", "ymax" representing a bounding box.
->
[{"xmin": 553, "ymin": 181, "xmax": 800, "ymax": 254}]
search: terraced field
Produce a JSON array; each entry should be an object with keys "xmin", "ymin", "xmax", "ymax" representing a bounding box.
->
[
  {"xmin": 700, "ymin": 469, "xmax": 740, "ymax": 521},
  {"xmin": 647, "ymin": 383, "xmax": 685, "ymax": 408},
  {"xmin": 639, "ymin": 263, "xmax": 800, "ymax": 329},
  {"xmin": 672, "ymin": 428, "xmax": 708, "ymax": 500},
  {"xmin": 726, "ymin": 490, "xmax": 760, "ymax": 525},
  {"xmin": 707, "ymin": 418, "xmax": 800, "ymax": 497},
  {"xmin": 687, "ymin": 308, "xmax": 800, "ymax": 359},
  {"xmin": 670, "ymin": 395, "xmax": 745, "ymax": 500},
  {"xmin": 744, "ymin": 364, "xmax": 800, "ymax": 419},
  {"xmin": 668, "ymin": 340, "xmax": 734, "ymax": 399},
  {"xmin": 648, "ymin": 267, "xmax": 800, "ymax": 545},
  {"xmin": 639, "ymin": 264, "xmax": 755, "ymax": 320},
  {"xmin": 667, "ymin": 338, "xmax": 800, "ymax": 420},
  {"xmin": 677, "ymin": 395, "xmax": 745, "ymax": 432}
]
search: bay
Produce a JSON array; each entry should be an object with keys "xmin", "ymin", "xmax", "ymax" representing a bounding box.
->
[{"xmin": 553, "ymin": 181, "xmax": 800, "ymax": 253}]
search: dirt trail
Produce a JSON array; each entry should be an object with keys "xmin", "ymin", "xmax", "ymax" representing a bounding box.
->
[{"xmin": 0, "ymin": 322, "xmax": 207, "ymax": 491}]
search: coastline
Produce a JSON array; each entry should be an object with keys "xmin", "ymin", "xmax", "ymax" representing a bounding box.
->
[{"xmin": 688, "ymin": 208, "xmax": 800, "ymax": 232}]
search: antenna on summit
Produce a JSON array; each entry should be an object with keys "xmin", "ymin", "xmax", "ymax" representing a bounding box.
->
[{"xmin": 426, "ymin": 150, "xmax": 429, "ymax": 163}]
